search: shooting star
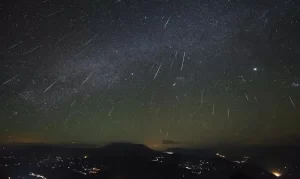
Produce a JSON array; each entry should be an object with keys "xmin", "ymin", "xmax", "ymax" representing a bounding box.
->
[
  {"xmin": 55, "ymin": 33, "xmax": 71, "ymax": 44},
  {"xmin": 108, "ymin": 106, "xmax": 114, "ymax": 116},
  {"xmin": 153, "ymin": 63, "xmax": 162, "ymax": 80},
  {"xmin": 23, "ymin": 45, "xmax": 41, "ymax": 55},
  {"xmin": 82, "ymin": 34, "xmax": 98, "ymax": 47},
  {"xmin": 165, "ymin": 132, "xmax": 168, "ymax": 140},
  {"xmin": 1, "ymin": 74, "xmax": 19, "ymax": 86},
  {"xmin": 245, "ymin": 93, "xmax": 249, "ymax": 101},
  {"xmin": 289, "ymin": 96, "xmax": 296, "ymax": 108},
  {"xmin": 169, "ymin": 51, "xmax": 177, "ymax": 74},
  {"xmin": 212, "ymin": 104, "xmax": 215, "ymax": 116},
  {"xmin": 48, "ymin": 8, "xmax": 64, "ymax": 17},
  {"xmin": 82, "ymin": 72, "xmax": 93, "ymax": 85},
  {"xmin": 71, "ymin": 100, "xmax": 76, "ymax": 106},
  {"xmin": 201, "ymin": 90, "xmax": 204, "ymax": 106},
  {"xmin": 108, "ymin": 72, "xmax": 119, "ymax": 88},
  {"xmin": 164, "ymin": 16, "xmax": 171, "ymax": 28},
  {"xmin": 169, "ymin": 59, "xmax": 174, "ymax": 74},
  {"xmin": 181, "ymin": 52, "xmax": 185, "ymax": 71},
  {"xmin": 8, "ymin": 41, "xmax": 23, "ymax": 50},
  {"xmin": 227, "ymin": 107, "xmax": 230, "ymax": 118},
  {"xmin": 253, "ymin": 94, "xmax": 258, "ymax": 103},
  {"xmin": 44, "ymin": 80, "xmax": 57, "ymax": 93}
]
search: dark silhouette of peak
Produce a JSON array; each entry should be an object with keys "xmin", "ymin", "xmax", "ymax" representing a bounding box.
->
[
  {"xmin": 230, "ymin": 172, "xmax": 254, "ymax": 179},
  {"xmin": 231, "ymin": 163, "xmax": 277, "ymax": 179},
  {"xmin": 99, "ymin": 142, "xmax": 155, "ymax": 156}
]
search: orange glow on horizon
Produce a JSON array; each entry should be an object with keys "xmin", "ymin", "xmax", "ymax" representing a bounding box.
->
[
  {"xmin": 3, "ymin": 136, "xmax": 45, "ymax": 144},
  {"xmin": 272, "ymin": 171, "xmax": 281, "ymax": 177}
]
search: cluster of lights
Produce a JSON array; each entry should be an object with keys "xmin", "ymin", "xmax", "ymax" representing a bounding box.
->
[
  {"xmin": 179, "ymin": 160, "xmax": 214, "ymax": 175},
  {"xmin": 73, "ymin": 166, "xmax": 102, "ymax": 176},
  {"xmin": 1, "ymin": 153, "xmax": 106, "ymax": 179},
  {"xmin": 216, "ymin": 153, "xmax": 226, "ymax": 158},
  {"xmin": 29, "ymin": 172, "xmax": 47, "ymax": 179},
  {"xmin": 1, "ymin": 156, "xmax": 15, "ymax": 159},
  {"xmin": 89, "ymin": 167, "xmax": 101, "ymax": 174},
  {"xmin": 56, "ymin": 156, "xmax": 63, "ymax": 162},
  {"xmin": 185, "ymin": 166, "xmax": 191, "ymax": 170},
  {"xmin": 152, "ymin": 156, "xmax": 164, "ymax": 162},
  {"xmin": 164, "ymin": 151, "xmax": 174, "ymax": 155},
  {"xmin": 233, "ymin": 156, "xmax": 249, "ymax": 164},
  {"xmin": 291, "ymin": 82, "xmax": 300, "ymax": 87}
]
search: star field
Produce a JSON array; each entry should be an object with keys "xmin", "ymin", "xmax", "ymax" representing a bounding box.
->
[{"xmin": 0, "ymin": 0, "xmax": 300, "ymax": 148}]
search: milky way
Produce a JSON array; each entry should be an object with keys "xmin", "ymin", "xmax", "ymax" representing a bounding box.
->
[{"xmin": 0, "ymin": 0, "xmax": 299, "ymax": 148}]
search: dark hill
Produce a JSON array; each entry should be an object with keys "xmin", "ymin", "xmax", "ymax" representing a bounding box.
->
[{"xmin": 98, "ymin": 142, "xmax": 156, "ymax": 157}]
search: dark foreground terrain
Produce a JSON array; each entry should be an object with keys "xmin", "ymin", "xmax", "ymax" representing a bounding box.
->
[{"xmin": 1, "ymin": 143, "xmax": 300, "ymax": 179}]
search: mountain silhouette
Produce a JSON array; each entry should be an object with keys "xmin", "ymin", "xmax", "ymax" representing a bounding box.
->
[{"xmin": 99, "ymin": 142, "xmax": 155, "ymax": 156}]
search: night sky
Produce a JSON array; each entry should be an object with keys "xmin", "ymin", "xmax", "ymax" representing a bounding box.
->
[{"xmin": 0, "ymin": 0, "xmax": 300, "ymax": 149}]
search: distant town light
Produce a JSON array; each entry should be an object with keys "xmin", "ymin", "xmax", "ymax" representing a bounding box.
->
[
  {"xmin": 92, "ymin": 167, "xmax": 101, "ymax": 171},
  {"xmin": 29, "ymin": 172, "xmax": 47, "ymax": 179},
  {"xmin": 216, "ymin": 153, "xmax": 225, "ymax": 158},
  {"xmin": 272, "ymin": 172, "xmax": 281, "ymax": 177},
  {"xmin": 164, "ymin": 151, "xmax": 174, "ymax": 155},
  {"xmin": 152, "ymin": 158, "xmax": 158, "ymax": 162}
]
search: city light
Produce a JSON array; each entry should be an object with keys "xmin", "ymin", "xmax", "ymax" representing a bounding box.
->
[
  {"xmin": 164, "ymin": 151, "xmax": 174, "ymax": 155},
  {"xmin": 216, "ymin": 153, "xmax": 226, "ymax": 158},
  {"xmin": 272, "ymin": 172, "xmax": 281, "ymax": 177},
  {"xmin": 29, "ymin": 172, "xmax": 47, "ymax": 179},
  {"xmin": 92, "ymin": 167, "xmax": 101, "ymax": 172}
]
